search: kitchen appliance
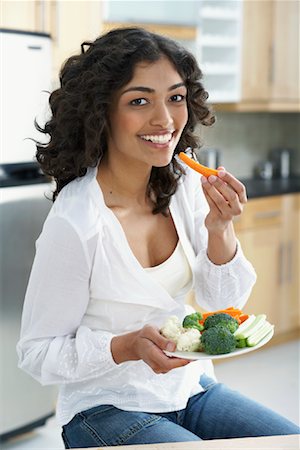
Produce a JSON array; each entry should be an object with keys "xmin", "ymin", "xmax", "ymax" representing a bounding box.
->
[
  {"xmin": 253, "ymin": 160, "xmax": 274, "ymax": 180},
  {"xmin": 0, "ymin": 29, "xmax": 57, "ymax": 441},
  {"xmin": 196, "ymin": 148, "xmax": 220, "ymax": 169},
  {"xmin": 269, "ymin": 148, "xmax": 294, "ymax": 179}
]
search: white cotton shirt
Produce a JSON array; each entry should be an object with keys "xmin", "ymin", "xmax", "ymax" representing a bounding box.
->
[{"xmin": 17, "ymin": 163, "xmax": 257, "ymax": 426}]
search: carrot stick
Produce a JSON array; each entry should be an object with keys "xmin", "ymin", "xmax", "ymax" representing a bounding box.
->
[
  {"xmin": 199, "ymin": 307, "xmax": 245, "ymax": 325},
  {"xmin": 239, "ymin": 314, "xmax": 249, "ymax": 323},
  {"xmin": 179, "ymin": 152, "xmax": 219, "ymax": 177}
]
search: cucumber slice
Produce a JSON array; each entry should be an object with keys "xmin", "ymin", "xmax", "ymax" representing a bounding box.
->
[
  {"xmin": 246, "ymin": 322, "xmax": 274, "ymax": 347},
  {"xmin": 234, "ymin": 314, "xmax": 266, "ymax": 340}
]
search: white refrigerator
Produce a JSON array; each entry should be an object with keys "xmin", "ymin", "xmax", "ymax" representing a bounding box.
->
[{"xmin": 0, "ymin": 29, "xmax": 57, "ymax": 441}]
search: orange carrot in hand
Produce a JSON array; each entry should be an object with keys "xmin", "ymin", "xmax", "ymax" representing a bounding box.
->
[{"xmin": 179, "ymin": 152, "xmax": 219, "ymax": 177}]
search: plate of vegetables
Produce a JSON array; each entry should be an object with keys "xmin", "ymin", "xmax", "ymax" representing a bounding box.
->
[{"xmin": 161, "ymin": 307, "xmax": 274, "ymax": 360}]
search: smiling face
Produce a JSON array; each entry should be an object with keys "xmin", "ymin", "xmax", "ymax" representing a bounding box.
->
[{"xmin": 106, "ymin": 57, "xmax": 188, "ymax": 170}]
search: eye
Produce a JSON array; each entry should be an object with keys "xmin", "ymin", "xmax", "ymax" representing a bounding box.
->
[
  {"xmin": 130, "ymin": 98, "xmax": 148, "ymax": 106},
  {"xmin": 170, "ymin": 94, "xmax": 186, "ymax": 103}
]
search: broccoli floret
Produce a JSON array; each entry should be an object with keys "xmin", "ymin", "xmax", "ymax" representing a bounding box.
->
[
  {"xmin": 201, "ymin": 326, "xmax": 236, "ymax": 355},
  {"xmin": 236, "ymin": 338, "xmax": 247, "ymax": 348},
  {"xmin": 204, "ymin": 313, "xmax": 239, "ymax": 334},
  {"xmin": 182, "ymin": 312, "xmax": 204, "ymax": 332}
]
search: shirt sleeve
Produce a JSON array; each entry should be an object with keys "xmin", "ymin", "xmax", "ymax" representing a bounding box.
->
[
  {"xmin": 16, "ymin": 216, "xmax": 117, "ymax": 386},
  {"xmin": 190, "ymin": 172, "xmax": 257, "ymax": 312}
]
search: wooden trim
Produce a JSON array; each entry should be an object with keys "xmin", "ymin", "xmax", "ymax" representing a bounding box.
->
[
  {"xmin": 212, "ymin": 102, "xmax": 300, "ymax": 113},
  {"xmin": 102, "ymin": 22, "xmax": 197, "ymax": 40}
]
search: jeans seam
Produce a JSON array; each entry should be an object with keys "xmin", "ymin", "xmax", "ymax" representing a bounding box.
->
[
  {"xmin": 80, "ymin": 412, "xmax": 161, "ymax": 446},
  {"xmin": 61, "ymin": 430, "xmax": 71, "ymax": 449},
  {"xmin": 81, "ymin": 419, "xmax": 108, "ymax": 446},
  {"xmin": 116, "ymin": 415, "xmax": 162, "ymax": 445}
]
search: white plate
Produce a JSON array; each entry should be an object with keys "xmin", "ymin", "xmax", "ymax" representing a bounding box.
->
[{"xmin": 164, "ymin": 328, "xmax": 274, "ymax": 360}]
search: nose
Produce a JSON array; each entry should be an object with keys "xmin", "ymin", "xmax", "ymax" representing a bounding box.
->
[{"xmin": 149, "ymin": 102, "xmax": 173, "ymax": 128}]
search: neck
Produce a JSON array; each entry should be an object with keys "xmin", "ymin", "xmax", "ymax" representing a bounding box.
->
[{"xmin": 97, "ymin": 153, "xmax": 152, "ymax": 207}]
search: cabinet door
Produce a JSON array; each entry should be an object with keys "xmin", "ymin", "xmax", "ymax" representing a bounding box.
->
[
  {"xmin": 271, "ymin": 0, "xmax": 300, "ymax": 103},
  {"xmin": 241, "ymin": 0, "xmax": 273, "ymax": 102},
  {"xmin": 48, "ymin": 1, "xmax": 103, "ymax": 82},
  {"xmin": 0, "ymin": 1, "xmax": 36, "ymax": 31},
  {"xmin": 278, "ymin": 194, "xmax": 300, "ymax": 332},
  {"xmin": 237, "ymin": 226, "xmax": 282, "ymax": 334},
  {"xmin": 240, "ymin": 0, "xmax": 299, "ymax": 110}
]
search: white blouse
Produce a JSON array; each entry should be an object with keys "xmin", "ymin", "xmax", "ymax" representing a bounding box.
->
[{"xmin": 17, "ymin": 163, "xmax": 257, "ymax": 426}]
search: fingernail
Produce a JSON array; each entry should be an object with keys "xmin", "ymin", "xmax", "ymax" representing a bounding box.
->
[
  {"xmin": 166, "ymin": 342, "xmax": 176, "ymax": 352},
  {"xmin": 218, "ymin": 170, "xmax": 226, "ymax": 177},
  {"xmin": 208, "ymin": 175, "xmax": 217, "ymax": 183},
  {"xmin": 201, "ymin": 176, "xmax": 208, "ymax": 184}
]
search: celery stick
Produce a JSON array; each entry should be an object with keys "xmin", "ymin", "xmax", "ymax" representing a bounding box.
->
[
  {"xmin": 246, "ymin": 322, "xmax": 274, "ymax": 347},
  {"xmin": 234, "ymin": 315, "xmax": 255, "ymax": 337},
  {"xmin": 234, "ymin": 314, "xmax": 266, "ymax": 340}
]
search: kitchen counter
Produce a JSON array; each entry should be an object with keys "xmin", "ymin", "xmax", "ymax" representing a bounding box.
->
[
  {"xmin": 241, "ymin": 176, "xmax": 300, "ymax": 199},
  {"xmin": 72, "ymin": 434, "xmax": 300, "ymax": 449}
]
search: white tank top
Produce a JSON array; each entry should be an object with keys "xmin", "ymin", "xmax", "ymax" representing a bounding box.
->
[{"xmin": 145, "ymin": 241, "xmax": 192, "ymax": 297}]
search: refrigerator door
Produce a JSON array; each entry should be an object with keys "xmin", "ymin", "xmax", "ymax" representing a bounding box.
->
[
  {"xmin": 0, "ymin": 183, "xmax": 57, "ymax": 439},
  {"xmin": 0, "ymin": 29, "xmax": 52, "ymax": 164}
]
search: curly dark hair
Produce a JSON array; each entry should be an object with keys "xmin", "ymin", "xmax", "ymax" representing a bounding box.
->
[{"xmin": 36, "ymin": 27, "xmax": 215, "ymax": 214}]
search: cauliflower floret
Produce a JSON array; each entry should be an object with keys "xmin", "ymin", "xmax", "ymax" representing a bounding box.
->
[
  {"xmin": 176, "ymin": 329, "xmax": 202, "ymax": 352},
  {"xmin": 160, "ymin": 315, "xmax": 183, "ymax": 342}
]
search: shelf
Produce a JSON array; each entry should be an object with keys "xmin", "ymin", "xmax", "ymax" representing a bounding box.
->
[
  {"xmin": 213, "ymin": 101, "xmax": 300, "ymax": 113},
  {"xmin": 201, "ymin": 38, "xmax": 239, "ymax": 48},
  {"xmin": 202, "ymin": 63, "xmax": 238, "ymax": 75},
  {"xmin": 201, "ymin": 7, "xmax": 240, "ymax": 20}
]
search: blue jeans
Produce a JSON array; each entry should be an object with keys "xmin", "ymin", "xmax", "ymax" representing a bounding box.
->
[{"xmin": 62, "ymin": 375, "xmax": 299, "ymax": 448}]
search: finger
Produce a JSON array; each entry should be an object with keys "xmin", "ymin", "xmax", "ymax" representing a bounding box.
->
[
  {"xmin": 153, "ymin": 354, "xmax": 191, "ymax": 374},
  {"xmin": 201, "ymin": 177, "xmax": 223, "ymax": 214},
  {"xmin": 207, "ymin": 176, "xmax": 243, "ymax": 216},
  {"xmin": 141, "ymin": 325, "xmax": 176, "ymax": 352},
  {"xmin": 217, "ymin": 170, "xmax": 247, "ymax": 204},
  {"xmin": 146, "ymin": 343, "xmax": 191, "ymax": 374},
  {"xmin": 203, "ymin": 176, "xmax": 240, "ymax": 216}
]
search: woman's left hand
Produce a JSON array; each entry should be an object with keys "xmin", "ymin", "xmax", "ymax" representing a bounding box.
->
[{"xmin": 201, "ymin": 167, "xmax": 247, "ymax": 233}]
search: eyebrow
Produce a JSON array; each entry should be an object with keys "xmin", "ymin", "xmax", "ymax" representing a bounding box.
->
[{"xmin": 121, "ymin": 82, "xmax": 186, "ymax": 95}]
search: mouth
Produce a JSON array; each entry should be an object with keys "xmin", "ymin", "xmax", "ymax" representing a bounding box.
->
[{"xmin": 139, "ymin": 131, "xmax": 174, "ymax": 145}]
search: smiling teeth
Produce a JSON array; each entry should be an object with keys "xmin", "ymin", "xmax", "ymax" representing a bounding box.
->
[{"xmin": 141, "ymin": 133, "xmax": 172, "ymax": 144}]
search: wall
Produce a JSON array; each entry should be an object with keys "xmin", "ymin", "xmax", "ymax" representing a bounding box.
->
[{"xmin": 197, "ymin": 112, "xmax": 300, "ymax": 179}]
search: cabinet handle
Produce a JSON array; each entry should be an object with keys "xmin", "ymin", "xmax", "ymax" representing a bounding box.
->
[
  {"xmin": 269, "ymin": 44, "xmax": 274, "ymax": 85},
  {"xmin": 286, "ymin": 242, "xmax": 293, "ymax": 284},
  {"xmin": 278, "ymin": 243, "xmax": 285, "ymax": 285},
  {"xmin": 254, "ymin": 210, "xmax": 281, "ymax": 220}
]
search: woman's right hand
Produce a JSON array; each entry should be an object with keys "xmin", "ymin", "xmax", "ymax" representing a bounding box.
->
[{"xmin": 111, "ymin": 325, "xmax": 191, "ymax": 374}]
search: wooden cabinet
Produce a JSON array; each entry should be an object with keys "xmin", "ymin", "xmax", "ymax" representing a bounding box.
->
[
  {"xmin": 223, "ymin": 0, "xmax": 300, "ymax": 112},
  {"xmin": 1, "ymin": 1, "xmax": 37, "ymax": 32},
  {"xmin": 1, "ymin": 1, "xmax": 103, "ymax": 82},
  {"xmin": 49, "ymin": 1, "xmax": 103, "ymax": 83},
  {"xmin": 234, "ymin": 194, "xmax": 300, "ymax": 336}
]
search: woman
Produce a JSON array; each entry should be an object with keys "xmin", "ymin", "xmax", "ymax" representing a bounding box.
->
[{"xmin": 17, "ymin": 27, "xmax": 299, "ymax": 447}]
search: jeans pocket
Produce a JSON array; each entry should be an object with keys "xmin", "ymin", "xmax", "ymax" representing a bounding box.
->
[{"xmin": 81, "ymin": 406, "xmax": 161, "ymax": 446}]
